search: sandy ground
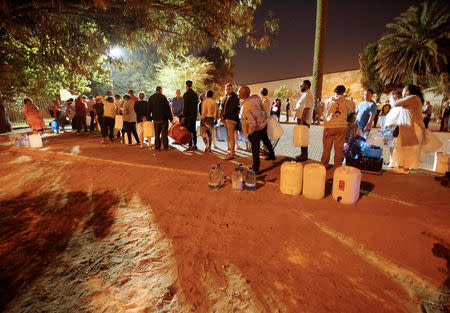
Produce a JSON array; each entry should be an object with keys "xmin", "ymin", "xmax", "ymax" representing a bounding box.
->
[{"xmin": 0, "ymin": 131, "xmax": 449, "ymax": 313}]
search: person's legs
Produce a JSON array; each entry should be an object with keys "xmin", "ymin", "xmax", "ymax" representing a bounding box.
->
[
  {"xmin": 108, "ymin": 117, "xmax": 115, "ymax": 141},
  {"xmin": 248, "ymin": 131, "xmax": 261, "ymax": 172},
  {"xmin": 89, "ymin": 112, "xmax": 95, "ymax": 131},
  {"xmin": 333, "ymin": 127, "xmax": 346, "ymax": 167},
  {"xmin": 101, "ymin": 117, "xmax": 107, "ymax": 139},
  {"xmin": 123, "ymin": 121, "xmax": 131, "ymax": 144},
  {"xmin": 260, "ymin": 126, "xmax": 275, "ymax": 159},
  {"xmin": 162, "ymin": 120, "xmax": 169, "ymax": 150},
  {"xmin": 130, "ymin": 122, "xmax": 140, "ymax": 144},
  {"xmin": 225, "ymin": 119, "xmax": 236, "ymax": 157},
  {"xmin": 137, "ymin": 122, "xmax": 144, "ymax": 147},
  {"xmin": 82, "ymin": 116, "xmax": 87, "ymax": 132},
  {"xmin": 154, "ymin": 120, "xmax": 162, "ymax": 150},
  {"xmin": 321, "ymin": 128, "xmax": 334, "ymax": 167}
]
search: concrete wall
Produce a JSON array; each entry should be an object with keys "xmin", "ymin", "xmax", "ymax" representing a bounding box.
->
[{"xmin": 245, "ymin": 69, "xmax": 364, "ymax": 105}]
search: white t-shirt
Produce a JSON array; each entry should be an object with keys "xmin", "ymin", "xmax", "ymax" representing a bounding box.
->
[{"xmin": 295, "ymin": 89, "xmax": 314, "ymax": 124}]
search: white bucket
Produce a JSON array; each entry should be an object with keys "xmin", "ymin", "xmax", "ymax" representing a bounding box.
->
[
  {"xmin": 280, "ymin": 161, "xmax": 303, "ymax": 195},
  {"xmin": 332, "ymin": 166, "xmax": 361, "ymax": 204},
  {"xmin": 86, "ymin": 115, "xmax": 91, "ymax": 126},
  {"xmin": 433, "ymin": 152, "xmax": 449, "ymax": 174},
  {"xmin": 29, "ymin": 134, "xmax": 43, "ymax": 148},
  {"xmin": 303, "ymin": 163, "xmax": 326, "ymax": 200},
  {"xmin": 143, "ymin": 121, "xmax": 154, "ymax": 138},
  {"xmin": 293, "ymin": 125, "xmax": 309, "ymax": 147},
  {"xmin": 114, "ymin": 115, "xmax": 123, "ymax": 129}
]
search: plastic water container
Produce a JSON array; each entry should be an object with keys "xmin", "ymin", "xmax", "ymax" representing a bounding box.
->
[
  {"xmin": 216, "ymin": 163, "xmax": 225, "ymax": 187},
  {"xmin": 51, "ymin": 120, "xmax": 58, "ymax": 131},
  {"xmin": 29, "ymin": 134, "xmax": 43, "ymax": 148},
  {"xmin": 303, "ymin": 163, "xmax": 326, "ymax": 199},
  {"xmin": 86, "ymin": 115, "xmax": 91, "ymax": 126},
  {"xmin": 293, "ymin": 125, "xmax": 309, "ymax": 147},
  {"xmin": 244, "ymin": 167, "xmax": 256, "ymax": 190},
  {"xmin": 433, "ymin": 152, "xmax": 449, "ymax": 174},
  {"xmin": 280, "ymin": 161, "xmax": 303, "ymax": 195},
  {"xmin": 208, "ymin": 166, "xmax": 220, "ymax": 190},
  {"xmin": 332, "ymin": 166, "xmax": 361, "ymax": 204},
  {"xmin": 114, "ymin": 115, "xmax": 123, "ymax": 129},
  {"xmin": 143, "ymin": 121, "xmax": 155, "ymax": 138},
  {"xmin": 267, "ymin": 115, "xmax": 284, "ymax": 140},
  {"xmin": 232, "ymin": 167, "xmax": 244, "ymax": 191}
]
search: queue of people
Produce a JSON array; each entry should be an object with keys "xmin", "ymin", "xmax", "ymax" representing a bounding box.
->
[{"xmin": 22, "ymin": 79, "xmax": 444, "ymax": 175}]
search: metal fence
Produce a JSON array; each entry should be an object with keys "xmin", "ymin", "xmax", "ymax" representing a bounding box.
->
[{"xmin": 4, "ymin": 100, "xmax": 54, "ymax": 129}]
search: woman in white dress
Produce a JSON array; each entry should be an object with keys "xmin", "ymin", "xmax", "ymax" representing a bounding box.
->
[{"xmin": 388, "ymin": 85, "xmax": 425, "ymax": 174}]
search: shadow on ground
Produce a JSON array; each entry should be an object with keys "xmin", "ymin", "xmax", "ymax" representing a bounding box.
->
[{"xmin": 0, "ymin": 190, "xmax": 120, "ymax": 311}]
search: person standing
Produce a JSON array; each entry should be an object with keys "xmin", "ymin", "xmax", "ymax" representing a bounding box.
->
[
  {"xmin": 52, "ymin": 100, "xmax": 62, "ymax": 133},
  {"xmin": 294, "ymin": 80, "xmax": 314, "ymax": 161},
  {"xmin": 74, "ymin": 97, "xmax": 87, "ymax": 133},
  {"xmin": 148, "ymin": 86, "xmax": 172, "ymax": 151},
  {"xmin": 122, "ymin": 94, "xmax": 140, "ymax": 146},
  {"xmin": 239, "ymin": 85, "xmax": 275, "ymax": 174},
  {"xmin": 101, "ymin": 96, "xmax": 116, "ymax": 143},
  {"xmin": 200, "ymin": 90, "xmax": 218, "ymax": 152},
  {"xmin": 356, "ymin": 89, "xmax": 377, "ymax": 138},
  {"xmin": 93, "ymin": 96, "xmax": 104, "ymax": 133},
  {"xmin": 321, "ymin": 85, "xmax": 354, "ymax": 168},
  {"xmin": 422, "ymin": 101, "xmax": 433, "ymax": 129},
  {"xmin": 285, "ymin": 99, "xmax": 290, "ymax": 122},
  {"xmin": 220, "ymin": 83, "xmax": 240, "ymax": 159},
  {"xmin": 259, "ymin": 88, "xmax": 271, "ymax": 118},
  {"xmin": 379, "ymin": 100, "xmax": 391, "ymax": 130},
  {"xmin": 134, "ymin": 92, "xmax": 149, "ymax": 148},
  {"xmin": 87, "ymin": 96, "xmax": 96, "ymax": 131},
  {"xmin": 128, "ymin": 89, "xmax": 139, "ymax": 102},
  {"xmin": 182, "ymin": 80, "xmax": 199, "ymax": 151},
  {"xmin": 270, "ymin": 99, "xmax": 281, "ymax": 121},
  {"xmin": 23, "ymin": 98, "xmax": 45, "ymax": 133},
  {"xmin": 171, "ymin": 89, "xmax": 184, "ymax": 120},
  {"xmin": 441, "ymin": 101, "xmax": 450, "ymax": 132},
  {"xmin": 374, "ymin": 101, "xmax": 382, "ymax": 128}
]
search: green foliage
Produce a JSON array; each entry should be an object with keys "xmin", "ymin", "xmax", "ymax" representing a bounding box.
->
[
  {"xmin": 359, "ymin": 43, "xmax": 385, "ymax": 100},
  {"xmin": 200, "ymin": 47, "xmax": 235, "ymax": 98},
  {"xmin": 153, "ymin": 54, "xmax": 214, "ymax": 97},
  {"xmin": 273, "ymin": 85, "xmax": 291, "ymax": 99},
  {"xmin": 376, "ymin": 2, "xmax": 450, "ymax": 85},
  {"xmin": 0, "ymin": 0, "xmax": 278, "ymax": 100}
]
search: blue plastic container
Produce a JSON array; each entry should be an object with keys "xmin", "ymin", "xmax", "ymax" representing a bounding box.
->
[{"xmin": 362, "ymin": 145, "xmax": 382, "ymax": 159}]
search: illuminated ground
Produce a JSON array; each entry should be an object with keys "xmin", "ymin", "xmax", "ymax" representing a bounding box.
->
[{"xmin": 0, "ymin": 131, "xmax": 448, "ymax": 313}]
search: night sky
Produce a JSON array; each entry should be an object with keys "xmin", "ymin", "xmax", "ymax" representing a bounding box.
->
[{"xmin": 232, "ymin": 0, "xmax": 424, "ymax": 84}]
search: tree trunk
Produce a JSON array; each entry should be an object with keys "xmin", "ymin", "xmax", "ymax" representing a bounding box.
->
[
  {"xmin": 412, "ymin": 72, "xmax": 418, "ymax": 85},
  {"xmin": 0, "ymin": 96, "xmax": 12, "ymax": 134},
  {"xmin": 312, "ymin": 0, "xmax": 328, "ymax": 105}
]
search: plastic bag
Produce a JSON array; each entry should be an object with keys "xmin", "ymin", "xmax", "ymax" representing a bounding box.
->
[{"xmin": 421, "ymin": 129, "xmax": 442, "ymax": 153}]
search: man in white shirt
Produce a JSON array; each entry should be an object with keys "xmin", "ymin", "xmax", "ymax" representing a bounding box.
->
[
  {"xmin": 321, "ymin": 85, "xmax": 354, "ymax": 168},
  {"xmin": 294, "ymin": 80, "xmax": 314, "ymax": 161}
]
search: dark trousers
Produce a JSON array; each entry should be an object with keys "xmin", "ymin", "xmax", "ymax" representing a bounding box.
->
[
  {"xmin": 423, "ymin": 116, "xmax": 431, "ymax": 129},
  {"xmin": 97, "ymin": 115, "xmax": 104, "ymax": 133},
  {"xmin": 89, "ymin": 111, "xmax": 95, "ymax": 131},
  {"xmin": 75, "ymin": 115, "xmax": 87, "ymax": 133},
  {"xmin": 186, "ymin": 120, "xmax": 197, "ymax": 147},
  {"xmin": 296, "ymin": 119, "xmax": 310, "ymax": 159},
  {"xmin": 102, "ymin": 116, "xmax": 115, "ymax": 139},
  {"xmin": 248, "ymin": 126, "xmax": 274, "ymax": 172},
  {"xmin": 154, "ymin": 120, "xmax": 169, "ymax": 150},
  {"xmin": 124, "ymin": 121, "xmax": 140, "ymax": 144}
]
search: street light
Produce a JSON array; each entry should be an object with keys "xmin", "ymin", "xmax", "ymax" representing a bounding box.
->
[{"xmin": 109, "ymin": 47, "xmax": 123, "ymax": 58}]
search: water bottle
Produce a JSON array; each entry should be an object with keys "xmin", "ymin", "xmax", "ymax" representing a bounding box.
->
[
  {"xmin": 238, "ymin": 163, "xmax": 246, "ymax": 175},
  {"xmin": 231, "ymin": 167, "xmax": 243, "ymax": 191},
  {"xmin": 22, "ymin": 135, "xmax": 30, "ymax": 148},
  {"xmin": 208, "ymin": 166, "xmax": 220, "ymax": 190},
  {"xmin": 216, "ymin": 163, "xmax": 225, "ymax": 187},
  {"xmin": 245, "ymin": 167, "xmax": 256, "ymax": 190}
]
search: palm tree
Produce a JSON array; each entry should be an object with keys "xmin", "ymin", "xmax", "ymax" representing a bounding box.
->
[
  {"xmin": 376, "ymin": 2, "xmax": 450, "ymax": 85},
  {"xmin": 312, "ymin": 0, "xmax": 328, "ymax": 104}
]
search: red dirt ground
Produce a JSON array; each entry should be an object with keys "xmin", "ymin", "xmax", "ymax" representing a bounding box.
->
[{"xmin": 0, "ymin": 132, "xmax": 448, "ymax": 313}]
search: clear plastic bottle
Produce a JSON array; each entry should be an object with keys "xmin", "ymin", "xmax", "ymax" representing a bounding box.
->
[
  {"xmin": 208, "ymin": 166, "xmax": 220, "ymax": 190},
  {"xmin": 244, "ymin": 167, "xmax": 256, "ymax": 190},
  {"xmin": 231, "ymin": 167, "xmax": 243, "ymax": 191},
  {"xmin": 238, "ymin": 163, "xmax": 246, "ymax": 175},
  {"xmin": 216, "ymin": 163, "xmax": 225, "ymax": 187}
]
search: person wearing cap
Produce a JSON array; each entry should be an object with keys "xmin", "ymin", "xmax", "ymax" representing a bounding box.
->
[
  {"xmin": 321, "ymin": 85, "xmax": 354, "ymax": 168},
  {"xmin": 93, "ymin": 96, "xmax": 105, "ymax": 133}
]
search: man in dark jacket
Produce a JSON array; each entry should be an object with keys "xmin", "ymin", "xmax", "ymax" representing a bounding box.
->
[
  {"xmin": 182, "ymin": 80, "xmax": 199, "ymax": 151},
  {"xmin": 148, "ymin": 86, "xmax": 173, "ymax": 151},
  {"xmin": 220, "ymin": 83, "xmax": 241, "ymax": 160}
]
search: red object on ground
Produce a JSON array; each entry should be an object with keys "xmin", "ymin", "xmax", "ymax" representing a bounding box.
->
[{"xmin": 169, "ymin": 123, "xmax": 191, "ymax": 144}]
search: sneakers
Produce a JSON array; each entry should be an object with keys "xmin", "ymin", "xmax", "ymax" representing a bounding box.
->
[{"xmin": 184, "ymin": 146, "xmax": 197, "ymax": 152}]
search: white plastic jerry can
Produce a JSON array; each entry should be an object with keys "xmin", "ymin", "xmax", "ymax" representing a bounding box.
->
[
  {"xmin": 303, "ymin": 163, "xmax": 326, "ymax": 200},
  {"xmin": 433, "ymin": 152, "xmax": 449, "ymax": 174},
  {"xmin": 293, "ymin": 125, "xmax": 309, "ymax": 147},
  {"xmin": 332, "ymin": 166, "xmax": 361, "ymax": 204},
  {"xmin": 143, "ymin": 121, "xmax": 155, "ymax": 138},
  {"xmin": 114, "ymin": 115, "xmax": 123, "ymax": 129},
  {"xmin": 29, "ymin": 134, "xmax": 43, "ymax": 148},
  {"xmin": 280, "ymin": 161, "xmax": 303, "ymax": 195}
]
